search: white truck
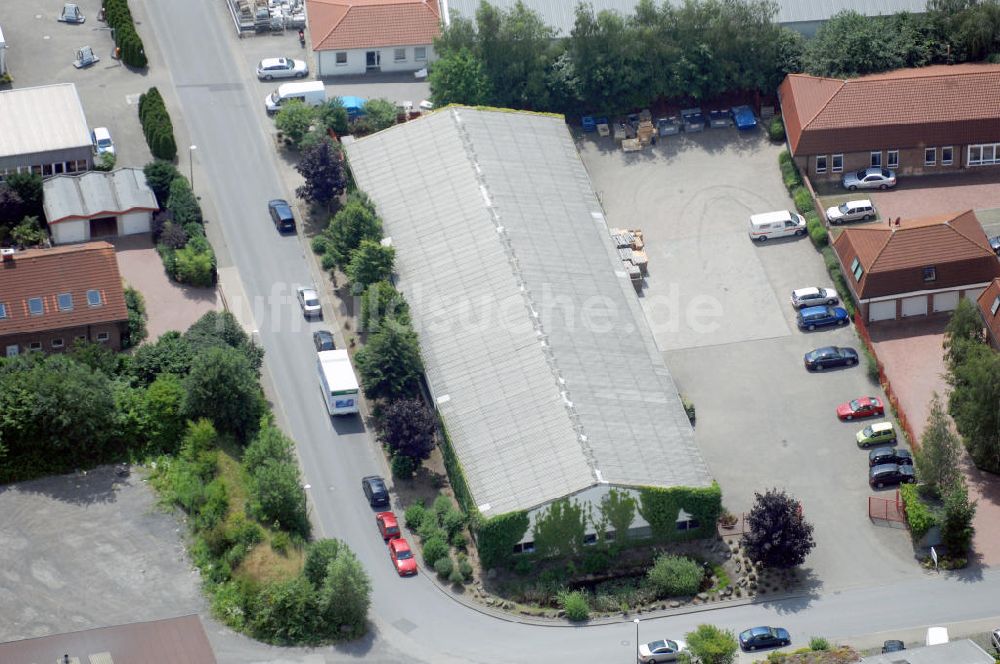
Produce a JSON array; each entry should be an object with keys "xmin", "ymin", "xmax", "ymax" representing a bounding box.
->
[{"xmin": 317, "ymin": 349, "xmax": 359, "ymax": 416}]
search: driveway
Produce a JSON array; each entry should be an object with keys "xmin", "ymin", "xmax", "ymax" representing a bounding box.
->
[{"xmin": 579, "ymin": 129, "xmax": 921, "ymax": 592}]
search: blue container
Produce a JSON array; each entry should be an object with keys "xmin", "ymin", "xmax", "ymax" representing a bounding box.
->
[{"xmin": 581, "ymin": 115, "xmax": 596, "ymax": 132}]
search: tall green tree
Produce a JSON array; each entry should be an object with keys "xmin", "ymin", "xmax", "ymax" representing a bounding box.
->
[
  {"xmin": 682, "ymin": 624, "xmax": 739, "ymax": 664},
  {"xmin": 360, "ymin": 280, "xmax": 410, "ymax": 332},
  {"xmin": 944, "ymin": 298, "xmax": 988, "ymax": 367},
  {"xmin": 600, "ymin": 487, "xmax": 636, "ymax": 544},
  {"xmin": 948, "ymin": 342, "xmax": 1000, "ymax": 473},
  {"xmin": 916, "ymin": 393, "xmax": 962, "ymax": 497},
  {"xmin": 183, "ymin": 346, "xmax": 265, "ymax": 442},
  {"xmin": 569, "ymin": 6, "xmax": 647, "ymax": 113},
  {"xmin": 185, "ymin": 310, "xmax": 264, "ymax": 373},
  {"xmin": 475, "ymin": 0, "xmax": 557, "ymax": 109},
  {"xmin": 249, "ymin": 459, "xmax": 310, "ymax": 537},
  {"xmin": 361, "ymin": 98, "xmax": 398, "ymax": 131},
  {"xmin": 322, "ymin": 198, "xmax": 382, "ymax": 268},
  {"xmin": 532, "ymin": 498, "xmax": 587, "ymax": 558},
  {"xmin": 318, "ymin": 546, "xmax": 371, "ymax": 639},
  {"xmin": 355, "ymin": 321, "xmax": 423, "ymax": 400},
  {"xmin": 940, "ymin": 480, "xmax": 976, "ymax": 556},
  {"xmin": 145, "ymin": 373, "xmax": 187, "ymax": 454},
  {"xmin": 345, "ymin": 240, "xmax": 394, "ymax": 294},
  {"xmin": 376, "ymin": 398, "xmax": 437, "ymax": 461},
  {"xmin": 274, "ymin": 100, "xmax": 316, "ymax": 147},
  {"xmin": 295, "ymin": 139, "xmax": 348, "ymax": 210},
  {"xmin": 429, "ymin": 49, "xmax": 493, "ymax": 107}
]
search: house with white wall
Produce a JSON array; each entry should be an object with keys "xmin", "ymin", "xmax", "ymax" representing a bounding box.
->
[{"xmin": 43, "ymin": 168, "xmax": 158, "ymax": 245}]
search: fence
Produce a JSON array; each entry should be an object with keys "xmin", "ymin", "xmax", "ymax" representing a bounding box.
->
[{"xmin": 868, "ymin": 492, "xmax": 908, "ymax": 528}]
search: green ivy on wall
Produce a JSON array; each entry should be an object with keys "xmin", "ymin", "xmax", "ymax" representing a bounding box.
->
[
  {"xmin": 638, "ymin": 483, "xmax": 722, "ymax": 541},
  {"xmin": 476, "ymin": 511, "xmax": 529, "ymax": 570}
]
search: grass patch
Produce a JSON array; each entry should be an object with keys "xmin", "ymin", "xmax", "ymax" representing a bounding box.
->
[
  {"xmin": 709, "ymin": 563, "xmax": 731, "ymax": 593},
  {"xmin": 238, "ymin": 537, "xmax": 305, "ymax": 584}
]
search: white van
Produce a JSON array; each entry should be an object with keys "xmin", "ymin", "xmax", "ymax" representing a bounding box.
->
[
  {"xmin": 749, "ymin": 210, "xmax": 807, "ymax": 242},
  {"xmin": 265, "ymin": 80, "xmax": 326, "ymax": 114}
]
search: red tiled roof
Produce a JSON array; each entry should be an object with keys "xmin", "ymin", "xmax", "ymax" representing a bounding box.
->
[
  {"xmin": 832, "ymin": 210, "xmax": 1000, "ymax": 299},
  {"xmin": 779, "ymin": 64, "xmax": 1000, "ymax": 156},
  {"xmin": 0, "ymin": 242, "xmax": 128, "ymax": 336},
  {"xmin": 307, "ymin": 0, "xmax": 440, "ymax": 51},
  {"xmin": 978, "ymin": 277, "xmax": 1000, "ymax": 347}
]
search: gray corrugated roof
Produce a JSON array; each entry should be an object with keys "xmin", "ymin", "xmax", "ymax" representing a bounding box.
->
[
  {"xmin": 43, "ymin": 168, "xmax": 158, "ymax": 224},
  {"xmin": 861, "ymin": 640, "xmax": 993, "ymax": 664},
  {"xmin": 441, "ymin": 0, "xmax": 927, "ymax": 35},
  {"xmin": 346, "ymin": 108, "xmax": 711, "ymax": 515},
  {"xmin": 0, "ymin": 83, "xmax": 91, "ymax": 158}
]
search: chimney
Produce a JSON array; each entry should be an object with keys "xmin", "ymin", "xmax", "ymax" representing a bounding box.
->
[{"xmin": 1, "ymin": 247, "xmax": 15, "ymax": 262}]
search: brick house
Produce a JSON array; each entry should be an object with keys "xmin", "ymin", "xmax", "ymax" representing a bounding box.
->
[
  {"xmin": 979, "ymin": 277, "xmax": 1000, "ymax": 350},
  {"xmin": 779, "ymin": 63, "xmax": 1000, "ymax": 182},
  {"xmin": 0, "ymin": 242, "xmax": 129, "ymax": 356},
  {"xmin": 832, "ymin": 210, "xmax": 1000, "ymax": 323}
]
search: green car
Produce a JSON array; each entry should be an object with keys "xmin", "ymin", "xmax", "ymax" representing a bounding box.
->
[{"xmin": 856, "ymin": 422, "xmax": 897, "ymax": 448}]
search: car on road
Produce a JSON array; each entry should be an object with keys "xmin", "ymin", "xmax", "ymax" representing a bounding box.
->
[
  {"xmin": 790, "ymin": 287, "xmax": 839, "ymax": 309},
  {"xmin": 388, "ymin": 537, "xmax": 417, "ymax": 576},
  {"xmin": 376, "ymin": 511, "xmax": 400, "ymax": 540},
  {"xmin": 638, "ymin": 638, "xmax": 688, "ymax": 663},
  {"xmin": 989, "ymin": 235, "xmax": 1000, "ymax": 256},
  {"xmin": 837, "ymin": 396, "xmax": 884, "ymax": 421},
  {"xmin": 297, "ymin": 286, "xmax": 322, "ymax": 318},
  {"xmin": 268, "ymin": 199, "xmax": 295, "ymax": 233},
  {"xmin": 856, "ymin": 421, "xmax": 897, "ymax": 447},
  {"xmin": 256, "ymin": 57, "xmax": 308, "ymax": 80},
  {"xmin": 868, "ymin": 447, "xmax": 913, "ymax": 467},
  {"xmin": 362, "ymin": 475, "xmax": 390, "ymax": 508},
  {"xmin": 882, "ymin": 639, "xmax": 905, "ymax": 653},
  {"xmin": 869, "ymin": 463, "xmax": 916, "ymax": 489},
  {"xmin": 842, "ymin": 167, "xmax": 897, "ymax": 190},
  {"xmin": 804, "ymin": 346, "xmax": 858, "ymax": 371},
  {"xmin": 825, "ymin": 199, "xmax": 876, "ymax": 224},
  {"xmin": 739, "ymin": 626, "xmax": 790, "ymax": 651},
  {"xmin": 312, "ymin": 329, "xmax": 335, "ymax": 352},
  {"xmin": 797, "ymin": 305, "xmax": 850, "ymax": 331},
  {"xmin": 91, "ymin": 127, "xmax": 115, "ymax": 156}
]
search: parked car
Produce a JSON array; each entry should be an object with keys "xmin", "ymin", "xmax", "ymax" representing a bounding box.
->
[
  {"xmin": 268, "ymin": 199, "xmax": 295, "ymax": 233},
  {"xmin": 804, "ymin": 346, "xmax": 858, "ymax": 371},
  {"xmin": 638, "ymin": 638, "xmax": 688, "ymax": 663},
  {"xmin": 681, "ymin": 107, "xmax": 705, "ymax": 132},
  {"xmin": 313, "ymin": 329, "xmax": 335, "ymax": 352},
  {"xmin": 882, "ymin": 639, "xmax": 905, "ymax": 653},
  {"xmin": 739, "ymin": 626, "xmax": 790, "ymax": 651},
  {"xmin": 842, "ymin": 167, "xmax": 896, "ymax": 190},
  {"xmin": 856, "ymin": 421, "xmax": 897, "ymax": 447},
  {"xmin": 388, "ymin": 537, "xmax": 417, "ymax": 576},
  {"xmin": 91, "ymin": 127, "xmax": 115, "ymax": 155},
  {"xmin": 376, "ymin": 511, "xmax": 401, "ymax": 540},
  {"xmin": 797, "ymin": 305, "xmax": 850, "ymax": 331},
  {"xmin": 837, "ymin": 396, "xmax": 884, "ymax": 421},
  {"xmin": 362, "ymin": 475, "xmax": 390, "ymax": 508},
  {"xmin": 869, "ymin": 463, "xmax": 916, "ymax": 489},
  {"xmin": 989, "ymin": 235, "xmax": 1000, "ymax": 256},
  {"xmin": 256, "ymin": 57, "xmax": 308, "ymax": 80},
  {"xmin": 826, "ymin": 199, "xmax": 876, "ymax": 224},
  {"xmin": 868, "ymin": 447, "xmax": 913, "ymax": 467},
  {"xmin": 296, "ymin": 286, "xmax": 322, "ymax": 318},
  {"xmin": 730, "ymin": 105, "xmax": 757, "ymax": 130},
  {"xmin": 791, "ymin": 287, "xmax": 839, "ymax": 309}
]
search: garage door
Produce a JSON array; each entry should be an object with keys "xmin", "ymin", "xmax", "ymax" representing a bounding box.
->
[
  {"xmin": 933, "ymin": 291, "xmax": 960, "ymax": 313},
  {"xmin": 902, "ymin": 296, "xmax": 928, "ymax": 317},
  {"xmin": 965, "ymin": 287, "xmax": 985, "ymax": 302},
  {"xmin": 869, "ymin": 301, "xmax": 897, "ymax": 322}
]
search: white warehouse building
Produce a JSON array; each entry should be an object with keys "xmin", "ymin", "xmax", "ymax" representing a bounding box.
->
[{"xmin": 43, "ymin": 168, "xmax": 158, "ymax": 245}]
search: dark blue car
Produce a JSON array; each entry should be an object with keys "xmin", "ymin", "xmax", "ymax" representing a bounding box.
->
[
  {"xmin": 803, "ymin": 346, "xmax": 858, "ymax": 370},
  {"xmin": 740, "ymin": 626, "xmax": 790, "ymax": 651},
  {"xmin": 797, "ymin": 305, "xmax": 849, "ymax": 331},
  {"xmin": 730, "ymin": 105, "xmax": 758, "ymax": 130}
]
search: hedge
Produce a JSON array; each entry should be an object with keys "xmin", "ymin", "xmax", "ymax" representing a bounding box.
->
[
  {"xmin": 102, "ymin": 0, "xmax": 147, "ymax": 68},
  {"xmin": 437, "ymin": 417, "xmax": 476, "ymax": 518},
  {"xmin": 900, "ymin": 484, "xmax": 936, "ymax": 540},
  {"xmin": 475, "ymin": 510, "xmax": 529, "ymax": 569},
  {"xmin": 637, "ymin": 483, "xmax": 722, "ymax": 541},
  {"xmin": 139, "ymin": 87, "xmax": 177, "ymax": 161},
  {"xmin": 792, "ymin": 186, "xmax": 814, "ymax": 214},
  {"xmin": 768, "ymin": 117, "xmax": 785, "ymax": 142},
  {"xmin": 805, "ymin": 211, "xmax": 828, "ymax": 248}
]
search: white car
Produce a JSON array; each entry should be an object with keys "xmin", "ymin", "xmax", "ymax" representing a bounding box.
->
[
  {"xmin": 91, "ymin": 127, "xmax": 115, "ymax": 156},
  {"xmin": 790, "ymin": 287, "xmax": 838, "ymax": 309},
  {"xmin": 826, "ymin": 199, "xmax": 875, "ymax": 224},
  {"xmin": 297, "ymin": 286, "xmax": 322, "ymax": 318},
  {"xmin": 256, "ymin": 57, "xmax": 308, "ymax": 80},
  {"xmin": 842, "ymin": 167, "xmax": 896, "ymax": 191},
  {"xmin": 638, "ymin": 638, "xmax": 688, "ymax": 663}
]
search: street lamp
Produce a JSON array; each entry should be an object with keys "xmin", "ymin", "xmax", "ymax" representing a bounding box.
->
[
  {"xmin": 188, "ymin": 144, "xmax": 197, "ymax": 189},
  {"xmin": 634, "ymin": 618, "xmax": 640, "ymax": 663}
]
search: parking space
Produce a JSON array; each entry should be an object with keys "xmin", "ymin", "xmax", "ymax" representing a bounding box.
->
[{"xmin": 579, "ymin": 128, "xmax": 921, "ymax": 591}]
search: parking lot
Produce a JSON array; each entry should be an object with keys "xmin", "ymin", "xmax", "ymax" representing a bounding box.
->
[{"xmin": 579, "ymin": 128, "xmax": 922, "ymax": 592}]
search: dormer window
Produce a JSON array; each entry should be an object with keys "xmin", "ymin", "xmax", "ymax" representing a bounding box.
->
[
  {"xmin": 28, "ymin": 297, "xmax": 44, "ymax": 316},
  {"xmin": 87, "ymin": 289, "xmax": 102, "ymax": 307},
  {"xmin": 923, "ymin": 267, "xmax": 936, "ymax": 282},
  {"xmin": 57, "ymin": 292, "xmax": 73, "ymax": 311},
  {"xmin": 851, "ymin": 257, "xmax": 864, "ymax": 281},
  {"xmin": 0, "ymin": 303, "xmax": 6, "ymax": 319}
]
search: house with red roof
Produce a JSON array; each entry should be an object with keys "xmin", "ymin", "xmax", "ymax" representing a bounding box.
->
[
  {"xmin": 778, "ymin": 64, "xmax": 1000, "ymax": 182},
  {"xmin": 978, "ymin": 278, "xmax": 1000, "ymax": 350},
  {"xmin": 832, "ymin": 210, "xmax": 1000, "ymax": 323},
  {"xmin": 306, "ymin": 0, "xmax": 440, "ymax": 76}
]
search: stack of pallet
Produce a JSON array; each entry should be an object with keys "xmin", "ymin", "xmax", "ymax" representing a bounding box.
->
[
  {"xmin": 636, "ymin": 109, "xmax": 655, "ymax": 146},
  {"xmin": 610, "ymin": 228, "xmax": 648, "ymax": 292}
]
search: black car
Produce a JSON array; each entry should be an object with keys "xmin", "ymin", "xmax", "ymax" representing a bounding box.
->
[
  {"xmin": 739, "ymin": 626, "xmax": 790, "ymax": 651},
  {"xmin": 362, "ymin": 475, "xmax": 390, "ymax": 508},
  {"xmin": 313, "ymin": 330, "xmax": 335, "ymax": 352},
  {"xmin": 989, "ymin": 235, "xmax": 1000, "ymax": 256},
  {"xmin": 882, "ymin": 640, "xmax": 905, "ymax": 653},
  {"xmin": 803, "ymin": 346, "xmax": 859, "ymax": 371},
  {"xmin": 869, "ymin": 464, "xmax": 916, "ymax": 489},
  {"xmin": 868, "ymin": 447, "xmax": 913, "ymax": 468},
  {"xmin": 268, "ymin": 199, "xmax": 295, "ymax": 233}
]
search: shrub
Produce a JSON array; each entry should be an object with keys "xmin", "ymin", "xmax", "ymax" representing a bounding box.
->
[
  {"xmin": 173, "ymin": 243, "xmax": 215, "ymax": 287},
  {"xmin": 862, "ymin": 345, "xmax": 880, "ymax": 384},
  {"xmin": 458, "ymin": 555, "xmax": 474, "ymax": 581},
  {"xmin": 303, "ymin": 539, "xmax": 342, "ymax": 587},
  {"xmin": 557, "ymin": 590, "xmax": 590, "ymax": 622},
  {"xmin": 144, "ymin": 160, "xmax": 181, "ymax": 207},
  {"xmin": 450, "ymin": 531, "xmax": 467, "ymax": 550},
  {"xmin": 443, "ymin": 508, "xmax": 466, "ymax": 538},
  {"xmin": 805, "ymin": 211, "xmax": 828, "ymax": 248},
  {"xmin": 320, "ymin": 252, "xmax": 337, "ymax": 272},
  {"xmin": 159, "ymin": 222, "xmax": 189, "ymax": 249},
  {"xmin": 792, "ymin": 187, "xmax": 814, "ymax": 214},
  {"xmin": 311, "ymin": 235, "xmax": 329, "ymax": 255},
  {"xmin": 403, "ymin": 502, "xmax": 427, "ymax": 530},
  {"xmin": 421, "ymin": 536, "xmax": 449, "ymax": 566},
  {"xmin": 271, "ymin": 530, "xmax": 291, "ymax": 554},
  {"xmin": 809, "ymin": 636, "xmax": 830, "ymax": 651},
  {"xmin": 780, "ymin": 160, "xmax": 801, "ymax": 190},
  {"xmin": 391, "ymin": 453, "xmax": 417, "ymax": 480},
  {"xmin": 681, "ymin": 394, "xmax": 696, "ymax": 425},
  {"xmin": 448, "ymin": 566, "xmax": 465, "ymax": 585},
  {"xmin": 646, "ymin": 554, "xmax": 703, "ymax": 598},
  {"xmin": 138, "ymin": 88, "xmax": 177, "ymax": 160},
  {"xmin": 434, "ymin": 555, "xmax": 454, "ymax": 578},
  {"xmin": 768, "ymin": 117, "xmax": 785, "ymax": 142},
  {"xmin": 418, "ymin": 518, "xmax": 446, "ymax": 543},
  {"xmin": 249, "ymin": 460, "xmax": 310, "ymax": 538}
]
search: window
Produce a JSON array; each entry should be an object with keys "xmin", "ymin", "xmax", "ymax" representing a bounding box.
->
[
  {"xmin": 815, "ymin": 155, "xmax": 827, "ymax": 174},
  {"xmin": 51, "ymin": 338, "xmax": 64, "ymax": 349},
  {"xmin": 414, "ymin": 46, "xmax": 427, "ymax": 61},
  {"xmin": 968, "ymin": 143, "xmax": 1000, "ymax": 166},
  {"xmin": 676, "ymin": 518, "xmax": 701, "ymax": 532},
  {"xmin": 5, "ymin": 345, "xmax": 18, "ymax": 358},
  {"xmin": 96, "ymin": 332, "xmax": 110, "ymax": 342},
  {"xmin": 851, "ymin": 257, "xmax": 864, "ymax": 281},
  {"xmin": 28, "ymin": 341, "xmax": 42, "ymax": 351},
  {"xmin": 394, "ymin": 48, "xmax": 406, "ymax": 62},
  {"xmin": 924, "ymin": 147, "xmax": 936, "ymax": 166},
  {"xmin": 28, "ymin": 297, "xmax": 44, "ymax": 315},
  {"xmin": 583, "ymin": 533, "xmax": 598, "ymax": 545},
  {"xmin": 86, "ymin": 289, "xmax": 102, "ymax": 307},
  {"xmin": 887, "ymin": 150, "xmax": 899, "ymax": 169},
  {"xmin": 923, "ymin": 266, "xmax": 936, "ymax": 282},
  {"xmin": 57, "ymin": 292, "xmax": 73, "ymax": 311},
  {"xmin": 831, "ymin": 154, "xmax": 843, "ymax": 173},
  {"xmin": 42, "ymin": 164, "xmax": 53, "ymax": 176},
  {"xmin": 0, "ymin": 303, "xmax": 6, "ymax": 319},
  {"xmin": 604, "ymin": 530, "xmax": 617, "ymax": 541},
  {"xmin": 54, "ymin": 163, "xmax": 65, "ymax": 174},
  {"xmin": 992, "ymin": 296, "xmax": 1000, "ymax": 316},
  {"xmin": 31, "ymin": 165, "xmax": 42, "ymax": 175},
  {"xmin": 870, "ymin": 151, "xmax": 882, "ymax": 167},
  {"xmin": 335, "ymin": 51, "xmax": 348, "ymax": 65},
  {"xmin": 942, "ymin": 146, "xmax": 953, "ymax": 165},
  {"xmin": 66, "ymin": 160, "xmax": 79, "ymax": 174}
]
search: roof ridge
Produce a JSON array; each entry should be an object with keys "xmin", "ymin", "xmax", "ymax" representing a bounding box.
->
[
  {"xmin": 865, "ymin": 226, "xmax": 895, "ymax": 270},
  {"xmin": 799, "ymin": 78, "xmax": 846, "ymax": 131},
  {"xmin": 855, "ymin": 66, "xmax": 1000, "ymax": 83},
  {"xmin": 944, "ymin": 210, "xmax": 996, "ymax": 258}
]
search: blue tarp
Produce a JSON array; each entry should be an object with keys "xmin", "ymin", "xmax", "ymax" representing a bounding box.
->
[
  {"xmin": 339, "ymin": 95, "xmax": 368, "ymax": 117},
  {"xmin": 731, "ymin": 105, "xmax": 758, "ymax": 131}
]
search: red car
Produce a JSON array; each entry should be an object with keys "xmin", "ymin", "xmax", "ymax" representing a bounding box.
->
[
  {"xmin": 389, "ymin": 538, "xmax": 417, "ymax": 576},
  {"xmin": 376, "ymin": 511, "xmax": 400, "ymax": 541},
  {"xmin": 837, "ymin": 396, "xmax": 884, "ymax": 420}
]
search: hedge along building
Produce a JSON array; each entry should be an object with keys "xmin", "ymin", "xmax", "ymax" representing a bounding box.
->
[{"xmin": 344, "ymin": 107, "xmax": 716, "ymax": 566}]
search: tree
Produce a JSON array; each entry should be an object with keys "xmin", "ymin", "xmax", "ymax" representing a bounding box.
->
[
  {"xmin": 647, "ymin": 554, "xmax": 703, "ymax": 598},
  {"xmin": 10, "ymin": 216, "xmax": 47, "ymax": 247},
  {"xmin": 743, "ymin": 488, "xmax": 815, "ymax": 569},
  {"xmin": 355, "ymin": 322, "xmax": 423, "ymax": 400},
  {"xmin": 122, "ymin": 287, "xmax": 148, "ymax": 349},
  {"xmin": 569, "ymin": 7, "xmax": 647, "ymax": 113},
  {"xmin": 317, "ymin": 98, "xmax": 350, "ymax": 135},
  {"xmin": 475, "ymin": 1, "xmax": 557, "ymax": 109},
  {"xmin": 944, "ymin": 298, "xmax": 987, "ymax": 367},
  {"xmin": 321, "ymin": 199, "xmax": 382, "ymax": 268},
  {"xmin": 144, "ymin": 373, "xmax": 186, "ymax": 453},
  {"xmin": 940, "ymin": 481, "xmax": 976, "ymax": 556},
  {"xmin": 295, "ymin": 139, "xmax": 347, "ymax": 209},
  {"xmin": 303, "ymin": 539, "xmax": 342, "ymax": 587},
  {"xmin": 143, "ymin": 160, "xmax": 181, "ymax": 208},
  {"xmin": 274, "ymin": 100, "xmax": 316, "ymax": 147},
  {"xmin": 183, "ymin": 346, "xmax": 265, "ymax": 442},
  {"xmin": 243, "ymin": 424, "xmax": 295, "ymax": 473},
  {"xmin": 682, "ymin": 624, "xmax": 739, "ymax": 664},
  {"xmin": 600, "ymin": 487, "xmax": 636, "ymax": 544},
  {"xmin": 948, "ymin": 343, "xmax": 1000, "ymax": 473},
  {"xmin": 249, "ymin": 459, "xmax": 310, "ymax": 538},
  {"xmin": 429, "ymin": 49, "xmax": 493, "ymax": 107},
  {"xmin": 0, "ymin": 184, "xmax": 24, "ymax": 228},
  {"xmin": 130, "ymin": 331, "xmax": 194, "ymax": 384},
  {"xmin": 916, "ymin": 394, "xmax": 962, "ymax": 497},
  {"xmin": 532, "ymin": 498, "xmax": 587, "ymax": 558},
  {"xmin": 345, "ymin": 240, "xmax": 394, "ymax": 293},
  {"xmin": 317, "ymin": 546, "xmax": 371, "ymax": 639},
  {"xmin": 3, "ymin": 171, "xmax": 44, "ymax": 221},
  {"xmin": 185, "ymin": 310, "xmax": 264, "ymax": 373},
  {"xmin": 249, "ymin": 576, "xmax": 319, "ymax": 645},
  {"xmin": 361, "ymin": 98, "xmax": 398, "ymax": 131},
  {"xmin": 376, "ymin": 398, "xmax": 436, "ymax": 461},
  {"xmin": 360, "ymin": 280, "xmax": 410, "ymax": 331},
  {"xmin": 166, "ymin": 177, "xmax": 202, "ymax": 226}
]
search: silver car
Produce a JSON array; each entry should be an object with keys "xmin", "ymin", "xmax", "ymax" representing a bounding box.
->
[
  {"xmin": 256, "ymin": 57, "xmax": 309, "ymax": 80},
  {"xmin": 842, "ymin": 167, "xmax": 896, "ymax": 191},
  {"xmin": 638, "ymin": 638, "xmax": 688, "ymax": 663},
  {"xmin": 297, "ymin": 286, "xmax": 322, "ymax": 318},
  {"xmin": 826, "ymin": 199, "xmax": 875, "ymax": 224},
  {"xmin": 791, "ymin": 286, "xmax": 838, "ymax": 309}
]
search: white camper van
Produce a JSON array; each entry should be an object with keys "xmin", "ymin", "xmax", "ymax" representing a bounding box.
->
[
  {"xmin": 748, "ymin": 209, "xmax": 807, "ymax": 242},
  {"xmin": 317, "ymin": 349, "xmax": 360, "ymax": 416},
  {"xmin": 265, "ymin": 80, "xmax": 326, "ymax": 114}
]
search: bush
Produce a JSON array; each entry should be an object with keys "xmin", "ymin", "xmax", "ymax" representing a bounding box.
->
[
  {"xmin": 862, "ymin": 345, "xmax": 880, "ymax": 384},
  {"xmin": 792, "ymin": 187, "xmax": 814, "ymax": 214},
  {"xmin": 138, "ymin": 87, "xmax": 177, "ymax": 160},
  {"xmin": 320, "ymin": 252, "xmax": 337, "ymax": 272},
  {"xmin": 458, "ymin": 555, "xmax": 474, "ymax": 581},
  {"xmin": 646, "ymin": 554, "xmax": 703, "ymax": 598},
  {"xmin": 249, "ymin": 460, "xmax": 310, "ymax": 538},
  {"xmin": 434, "ymin": 555, "xmax": 454, "ymax": 578},
  {"xmin": 443, "ymin": 508, "xmax": 466, "ymax": 538},
  {"xmin": 809, "ymin": 636, "xmax": 830, "ymax": 651},
  {"xmin": 404, "ymin": 502, "xmax": 427, "ymax": 530},
  {"xmin": 144, "ymin": 160, "xmax": 181, "ymax": 207},
  {"xmin": 557, "ymin": 590, "xmax": 590, "ymax": 622},
  {"xmin": 780, "ymin": 160, "xmax": 801, "ymax": 190},
  {"xmin": 311, "ymin": 235, "xmax": 329, "ymax": 255},
  {"xmin": 303, "ymin": 539, "xmax": 342, "ymax": 588},
  {"xmin": 159, "ymin": 222, "xmax": 189, "ymax": 249},
  {"xmin": 271, "ymin": 530, "xmax": 290, "ymax": 554},
  {"xmin": 681, "ymin": 394, "xmax": 696, "ymax": 425},
  {"xmin": 768, "ymin": 117, "xmax": 785, "ymax": 142},
  {"xmin": 421, "ymin": 536, "xmax": 449, "ymax": 566},
  {"xmin": 391, "ymin": 453, "xmax": 417, "ymax": 480},
  {"xmin": 900, "ymin": 484, "xmax": 934, "ymax": 541},
  {"xmin": 450, "ymin": 531, "xmax": 467, "ymax": 550},
  {"xmin": 805, "ymin": 211, "xmax": 828, "ymax": 248},
  {"xmin": 173, "ymin": 243, "xmax": 215, "ymax": 287},
  {"xmin": 448, "ymin": 566, "xmax": 465, "ymax": 585}
]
